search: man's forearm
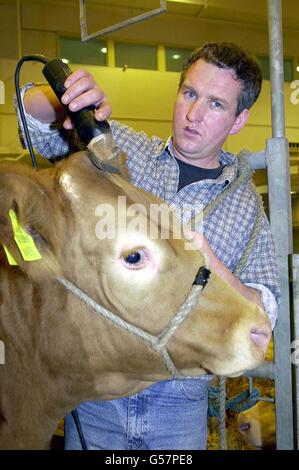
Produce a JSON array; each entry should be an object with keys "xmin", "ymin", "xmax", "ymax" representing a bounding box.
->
[
  {"xmin": 23, "ymin": 84, "xmax": 66, "ymax": 123},
  {"xmin": 203, "ymin": 239, "xmax": 264, "ymax": 309},
  {"xmin": 182, "ymin": 229, "xmax": 266, "ymax": 309}
]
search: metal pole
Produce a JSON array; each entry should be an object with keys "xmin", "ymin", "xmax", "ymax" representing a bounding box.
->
[
  {"xmin": 219, "ymin": 376, "xmax": 227, "ymax": 450},
  {"xmin": 16, "ymin": 0, "xmax": 22, "ymax": 60},
  {"xmin": 268, "ymin": 0, "xmax": 286, "ymax": 138},
  {"xmin": 267, "ymin": 0, "xmax": 294, "ymax": 449},
  {"xmin": 244, "ymin": 360, "xmax": 275, "ymax": 379},
  {"xmin": 291, "ymin": 255, "xmax": 299, "ymax": 449}
]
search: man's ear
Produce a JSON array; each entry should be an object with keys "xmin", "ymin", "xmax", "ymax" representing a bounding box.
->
[
  {"xmin": 229, "ymin": 109, "xmax": 249, "ymax": 136},
  {"xmin": 0, "ymin": 163, "xmax": 65, "ymax": 281}
]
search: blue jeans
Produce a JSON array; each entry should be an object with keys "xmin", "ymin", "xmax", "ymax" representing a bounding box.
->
[{"xmin": 64, "ymin": 377, "xmax": 211, "ymax": 450}]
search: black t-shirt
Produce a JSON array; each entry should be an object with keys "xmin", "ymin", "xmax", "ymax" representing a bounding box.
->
[{"xmin": 175, "ymin": 157, "xmax": 224, "ymax": 191}]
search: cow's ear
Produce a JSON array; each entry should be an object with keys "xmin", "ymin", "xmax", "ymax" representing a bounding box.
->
[{"xmin": 0, "ymin": 164, "xmax": 65, "ymax": 281}]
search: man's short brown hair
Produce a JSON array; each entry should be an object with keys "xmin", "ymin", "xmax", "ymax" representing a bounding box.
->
[{"xmin": 179, "ymin": 42, "xmax": 262, "ymax": 116}]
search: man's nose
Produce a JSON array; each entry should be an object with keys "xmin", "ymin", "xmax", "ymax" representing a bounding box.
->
[{"xmin": 186, "ymin": 100, "xmax": 205, "ymax": 122}]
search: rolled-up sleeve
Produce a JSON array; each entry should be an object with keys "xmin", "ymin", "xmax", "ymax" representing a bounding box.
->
[
  {"xmin": 14, "ymin": 83, "xmax": 84, "ymax": 161},
  {"xmin": 245, "ymin": 282, "xmax": 278, "ymax": 329}
]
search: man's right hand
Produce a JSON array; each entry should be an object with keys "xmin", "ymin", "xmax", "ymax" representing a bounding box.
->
[
  {"xmin": 60, "ymin": 69, "xmax": 112, "ymax": 129},
  {"xmin": 24, "ymin": 69, "xmax": 112, "ymax": 129}
]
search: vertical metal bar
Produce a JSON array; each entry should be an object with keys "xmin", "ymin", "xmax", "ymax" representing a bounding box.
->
[
  {"xmin": 248, "ymin": 376, "xmax": 253, "ymax": 395},
  {"xmin": 268, "ymin": 0, "xmax": 286, "ymax": 138},
  {"xmin": 79, "ymin": 0, "xmax": 88, "ymax": 41},
  {"xmin": 267, "ymin": 0, "xmax": 294, "ymax": 450},
  {"xmin": 16, "ymin": 0, "xmax": 22, "ymax": 60},
  {"xmin": 291, "ymin": 255, "xmax": 299, "ymax": 450},
  {"xmin": 219, "ymin": 376, "xmax": 227, "ymax": 450}
]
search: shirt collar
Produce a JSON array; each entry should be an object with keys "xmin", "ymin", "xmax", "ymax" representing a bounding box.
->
[
  {"xmin": 152, "ymin": 136, "xmax": 172, "ymax": 157},
  {"xmin": 159, "ymin": 138, "xmax": 237, "ymax": 185}
]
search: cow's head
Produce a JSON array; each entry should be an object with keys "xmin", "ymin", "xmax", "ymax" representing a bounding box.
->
[{"xmin": 0, "ymin": 152, "xmax": 271, "ymax": 383}]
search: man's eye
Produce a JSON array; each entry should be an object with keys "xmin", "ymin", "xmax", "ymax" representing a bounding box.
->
[
  {"xmin": 183, "ymin": 90, "xmax": 196, "ymax": 100},
  {"xmin": 210, "ymin": 100, "xmax": 223, "ymax": 110}
]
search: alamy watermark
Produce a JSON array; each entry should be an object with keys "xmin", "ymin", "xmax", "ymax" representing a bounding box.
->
[
  {"xmin": 94, "ymin": 196, "xmax": 204, "ymax": 250},
  {"xmin": 0, "ymin": 80, "xmax": 4, "ymax": 104},
  {"xmin": 0, "ymin": 340, "xmax": 5, "ymax": 364},
  {"xmin": 290, "ymin": 80, "xmax": 299, "ymax": 105}
]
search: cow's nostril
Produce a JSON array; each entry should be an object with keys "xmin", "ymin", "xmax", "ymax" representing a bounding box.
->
[
  {"xmin": 250, "ymin": 327, "xmax": 271, "ymax": 352},
  {"xmin": 238, "ymin": 421, "xmax": 251, "ymax": 432}
]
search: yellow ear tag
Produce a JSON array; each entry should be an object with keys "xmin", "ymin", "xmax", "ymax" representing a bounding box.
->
[
  {"xmin": 3, "ymin": 245, "xmax": 18, "ymax": 266},
  {"xmin": 8, "ymin": 209, "xmax": 42, "ymax": 262}
]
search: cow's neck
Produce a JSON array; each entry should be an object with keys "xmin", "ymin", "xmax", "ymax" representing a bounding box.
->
[
  {"xmin": 0, "ymin": 268, "xmax": 96, "ymax": 447},
  {"xmin": 0, "ymin": 266, "xmax": 170, "ymax": 448}
]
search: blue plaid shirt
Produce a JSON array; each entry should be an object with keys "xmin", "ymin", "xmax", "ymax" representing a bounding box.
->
[{"xmin": 16, "ymin": 84, "xmax": 280, "ymax": 327}]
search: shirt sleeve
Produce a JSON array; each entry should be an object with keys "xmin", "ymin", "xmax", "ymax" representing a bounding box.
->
[
  {"xmin": 236, "ymin": 203, "xmax": 281, "ymax": 298},
  {"xmin": 244, "ymin": 282, "xmax": 278, "ymax": 330},
  {"xmin": 15, "ymin": 84, "xmax": 165, "ymax": 166},
  {"xmin": 14, "ymin": 83, "xmax": 85, "ymax": 161},
  {"xmin": 110, "ymin": 121, "xmax": 165, "ymax": 160},
  {"xmin": 236, "ymin": 202, "xmax": 280, "ymax": 330}
]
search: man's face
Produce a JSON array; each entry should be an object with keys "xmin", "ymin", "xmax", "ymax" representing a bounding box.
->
[{"xmin": 172, "ymin": 59, "xmax": 249, "ymax": 168}]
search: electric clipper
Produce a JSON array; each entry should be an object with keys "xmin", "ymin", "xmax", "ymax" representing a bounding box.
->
[{"xmin": 42, "ymin": 59, "xmax": 129, "ymax": 179}]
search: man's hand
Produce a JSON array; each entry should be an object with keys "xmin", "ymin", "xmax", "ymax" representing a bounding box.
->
[
  {"xmin": 185, "ymin": 229, "xmax": 264, "ymax": 310},
  {"xmin": 61, "ymin": 69, "xmax": 112, "ymax": 129},
  {"xmin": 24, "ymin": 69, "xmax": 111, "ymax": 129}
]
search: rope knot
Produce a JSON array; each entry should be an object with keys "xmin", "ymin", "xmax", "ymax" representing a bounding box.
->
[{"xmin": 208, "ymin": 385, "xmax": 261, "ymax": 417}]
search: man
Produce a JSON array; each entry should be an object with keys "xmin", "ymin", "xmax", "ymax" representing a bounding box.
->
[{"xmin": 18, "ymin": 42, "xmax": 280, "ymax": 450}]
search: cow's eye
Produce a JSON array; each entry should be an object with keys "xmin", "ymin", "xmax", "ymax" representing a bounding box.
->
[
  {"xmin": 121, "ymin": 249, "xmax": 147, "ymax": 269},
  {"xmin": 125, "ymin": 251, "xmax": 141, "ymax": 264}
]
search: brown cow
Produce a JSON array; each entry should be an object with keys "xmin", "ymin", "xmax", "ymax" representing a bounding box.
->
[{"xmin": 0, "ymin": 152, "xmax": 271, "ymax": 449}]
